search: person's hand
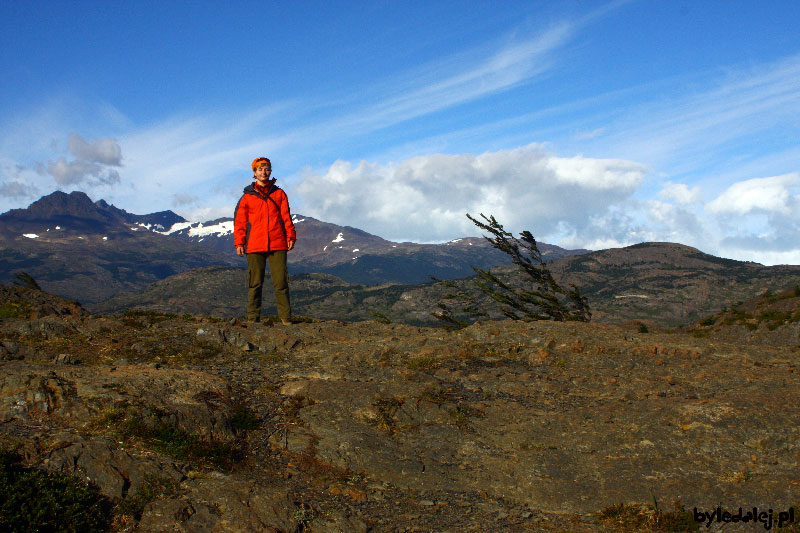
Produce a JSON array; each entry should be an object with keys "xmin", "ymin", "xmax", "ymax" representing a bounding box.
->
[
  {"xmin": 236, "ymin": 246, "xmax": 244, "ymax": 256},
  {"xmin": 288, "ymin": 240, "xmax": 295, "ymax": 251}
]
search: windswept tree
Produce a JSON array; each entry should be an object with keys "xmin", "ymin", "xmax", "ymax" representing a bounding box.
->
[
  {"xmin": 434, "ymin": 213, "xmax": 590, "ymax": 327},
  {"xmin": 13, "ymin": 271, "xmax": 41, "ymax": 291}
]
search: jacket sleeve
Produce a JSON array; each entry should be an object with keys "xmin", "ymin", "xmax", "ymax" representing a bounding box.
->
[
  {"xmin": 280, "ymin": 191, "xmax": 296, "ymax": 242},
  {"xmin": 233, "ymin": 195, "xmax": 248, "ymax": 247}
]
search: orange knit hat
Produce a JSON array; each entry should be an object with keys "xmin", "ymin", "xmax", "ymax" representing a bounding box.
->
[{"xmin": 251, "ymin": 157, "xmax": 271, "ymax": 171}]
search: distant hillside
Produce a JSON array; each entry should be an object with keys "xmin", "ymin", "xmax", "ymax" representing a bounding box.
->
[
  {"xmin": 92, "ymin": 242, "xmax": 800, "ymax": 327},
  {"xmin": 684, "ymin": 284, "xmax": 800, "ymax": 346},
  {"xmin": 93, "ymin": 267, "xmax": 430, "ymax": 324},
  {"xmin": 546, "ymin": 242, "xmax": 800, "ymax": 326}
]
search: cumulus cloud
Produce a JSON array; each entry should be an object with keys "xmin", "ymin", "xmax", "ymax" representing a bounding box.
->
[
  {"xmin": 67, "ymin": 132, "xmax": 122, "ymax": 165},
  {"xmin": 44, "ymin": 157, "xmax": 120, "ymax": 186},
  {"xmin": 296, "ymin": 143, "xmax": 647, "ymax": 242},
  {"xmin": 41, "ymin": 132, "xmax": 122, "ymax": 186},
  {"xmin": 0, "ymin": 163, "xmax": 39, "ymax": 199},
  {"xmin": 172, "ymin": 193, "xmax": 198, "ymax": 207},
  {"xmin": 659, "ymin": 182, "xmax": 701, "ymax": 205},
  {"xmin": 707, "ymin": 173, "xmax": 799, "ymax": 216},
  {"xmin": 698, "ymin": 173, "xmax": 800, "ymax": 264},
  {"xmin": 0, "ymin": 180, "xmax": 38, "ymax": 199}
]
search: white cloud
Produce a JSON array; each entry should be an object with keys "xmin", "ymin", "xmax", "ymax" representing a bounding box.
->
[
  {"xmin": 659, "ymin": 182, "xmax": 701, "ymax": 205},
  {"xmin": 708, "ymin": 173, "xmax": 799, "ymax": 216},
  {"xmin": 296, "ymin": 143, "xmax": 647, "ymax": 242}
]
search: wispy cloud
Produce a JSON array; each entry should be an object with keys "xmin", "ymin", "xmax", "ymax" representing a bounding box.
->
[
  {"xmin": 582, "ymin": 53, "xmax": 800, "ymax": 177},
  {"xmin": 14, "ymin": 22, "xmax": 579, "ymax": 216},
  {"xmin": 277, "ymin": 22, "xmax": 577, "ymax": 151},
  {"xmin": 358, "ymin": 24, "xmax": 572, "ymax": 127}
]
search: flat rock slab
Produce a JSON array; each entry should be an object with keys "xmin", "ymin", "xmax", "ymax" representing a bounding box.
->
[
  {"xmin": 269, "ymin": 320, "xmax": 800, "ymax": 514},
  {"xmin": 0, "ymin": 362, "xmax": 237, "ymax": 441}
]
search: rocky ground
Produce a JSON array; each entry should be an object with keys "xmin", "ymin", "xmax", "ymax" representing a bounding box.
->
[{"xmin": 2, "ymin": 285, "xmax": 799, "ymax": 532}]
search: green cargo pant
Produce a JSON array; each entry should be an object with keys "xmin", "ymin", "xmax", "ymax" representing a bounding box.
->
[{"xmin": 246, "ymin": 251, "xmax": 290, "ymax": 321}]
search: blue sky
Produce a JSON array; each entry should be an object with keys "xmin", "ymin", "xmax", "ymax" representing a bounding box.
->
[{"xmin": 1, "ymin": 0, "xmax": 799, "ymax": 264}]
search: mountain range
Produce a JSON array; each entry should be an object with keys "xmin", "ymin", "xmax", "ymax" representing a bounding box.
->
[
  {"xmin": 0, "ymin": 191, "xmax": 581, "ymax": 304},
  {"xmin": 4, "ymin": 190, "xmax": 800, "ymax": 328},
  {"xmin": 157, "ymin": 210, "xmax": 584, "ymax": 284}
]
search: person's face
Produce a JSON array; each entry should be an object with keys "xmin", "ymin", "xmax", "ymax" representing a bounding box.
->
[{"xmin": 254, "ymin": 164, "xmax": 272, "ymax": 184}]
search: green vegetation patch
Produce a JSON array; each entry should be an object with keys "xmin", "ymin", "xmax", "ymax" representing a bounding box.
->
[
  {"xmin": 406, "ymin": 355, "xmax": 442, "ymax": 370},
  {"xmin": 115, "ymin": 474, "xmax": 182, "ymax": 522},
  {"xmin": 0, "ymin": 449, "xmax": 112, "ymax": 532},
  {"xmin": 698, "ymin": 315, "xmax": 716, "ymax": 327},
  {"xmin": 600, "ymin": 501, "xmax": 695, "ymax": 531},
  {"xmin": 120, "ymin": 309, "xmax": 185, "ymax": 330},
  {"xmin": 123, "ymin": 309, "xmax": 180, "ymax": 321},
  {"xmin": 758, "ymin": 309, "xmax": 794, "ymax": 330},
  {"xmin": 371, "ymin": 397, "xmax": 403, "ymax": 432},
  {"xmin": 122, "ymin": 418, "xmax": 240, "ymax": 469},
  {"xmin": 231, "ymin": 404, "xmax": 260, "ymax": 431},
  {"xmin": 97, "ymin": 409, "xmax": 242, "ymax": 470},
  {"xmin": 0, "ymin": 301, "xmax": 30, "ymax": 319}
]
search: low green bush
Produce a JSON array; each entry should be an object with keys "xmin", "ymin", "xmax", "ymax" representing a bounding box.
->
[{"xmin": 0, "ymin": 449, "xmax": 112, "ymax": 532}]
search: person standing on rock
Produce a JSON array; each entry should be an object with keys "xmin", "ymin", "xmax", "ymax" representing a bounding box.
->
[{"xmin": 234, "ymin": 157, "xmax": 296, "ymax": 325}]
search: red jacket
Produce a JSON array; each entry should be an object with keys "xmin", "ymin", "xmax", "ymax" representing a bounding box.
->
[{"xmin": 234, "ymin": 180, "xmax": 296, "ymax": 253}]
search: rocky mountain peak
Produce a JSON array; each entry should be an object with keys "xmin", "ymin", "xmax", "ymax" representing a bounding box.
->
[{"xmin": 19, "ymin": 190, "xmax": 107, "ymax": 221}]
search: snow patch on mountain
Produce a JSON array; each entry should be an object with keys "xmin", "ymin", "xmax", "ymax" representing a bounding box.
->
[
  {"xmin": 163, "ymin": 222, "xmax": 193, "ymax": 234},
  {"xmin": 332, "ymin": 232, "xmax": 344, "ymax": 243},
  {"xmin": 157, "ymin": 220, "xmax": 233, "ymax": 238},
  {"xmin": 136, "ymin": 222, "xmax": 168, "ymax": 231},
  {"xmin": 23, "ymin": 234, "xmax": 39, "ymax": 239},
  {"xmin": 187, "ymin": 220, "xmax": 234, "ymax": 237}
]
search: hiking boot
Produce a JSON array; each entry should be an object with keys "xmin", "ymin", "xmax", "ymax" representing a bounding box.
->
[{"xmin": 280, "ymin": 318, "xmax": 292, "ymax": 326}]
